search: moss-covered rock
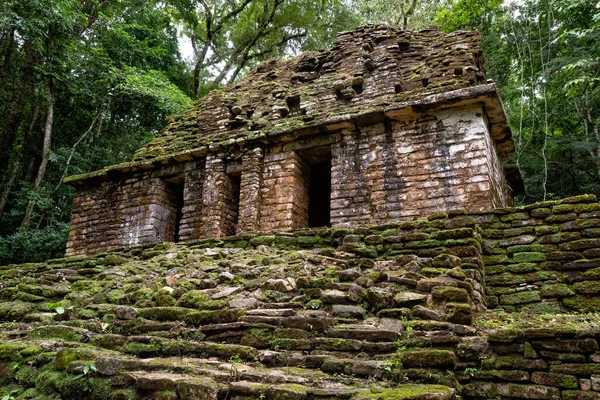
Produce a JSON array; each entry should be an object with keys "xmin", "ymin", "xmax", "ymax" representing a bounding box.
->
[
  {"xmin": 400, "ymin": 349, "xmax": 457, "ymax": 369},
  {"xmin": 431, "ymin": 287, "xmax": 470, "ymax": 303},
  {"xmin": 137, "ymin": 307, "xmax": 194, "ymax": 321},
  {"xmin": 540, "ymin": 284, "xmax": 575, "ymax": 298},
  {"xmin": 563, "ymin": 295, "xmax": 600, "ymax": 312},
  {"xmin": 432, "ymin": 254, "xmax": 461, "ymax": 268},
  {"xmin": 499, "ymin": 291, "xmax": 540, "ymax": 305},
  {"xmin": 0, "ymin": 301, "xmax": 33, "ymax": 321},
  {"xmin": 184, "ymin": 309, "xmax": 242, "ymax": 325},
  {"xmin": 354, "ymin": 384, "xmax": 454, "ymax": 399},
  {"xmin": 573, "ymin": 280, "xmax": 600, "ymax": 295}
]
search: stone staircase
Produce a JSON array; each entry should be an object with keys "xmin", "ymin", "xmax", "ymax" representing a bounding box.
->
[{"xmin": 0, "ymin": 240, "xmax": 479, "ymax": 399}]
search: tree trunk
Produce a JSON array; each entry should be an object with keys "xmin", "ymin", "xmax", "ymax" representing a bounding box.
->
[
  {"xmin": 0, "ymin": 97, "xmax": 40, "ymax": 220},
  {"xmin": 0, "ymin": 28, "xmax": 15, "ymax": 96},
  {"xmin": 21, "ymin": 76, "xmax": 54, "ymax": 230},
  {"xmin": 0, "ymin": 40, "xmax": 37, "ymax": 178}
]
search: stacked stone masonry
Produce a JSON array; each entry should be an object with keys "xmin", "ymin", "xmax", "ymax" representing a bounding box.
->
[
  {"xmin": 65, "ymin": 25, "xmax": 520, "ymax": 256},
  {"xmin": 4, "ymin": 195, "xmax": 600, "ymax": 399}
]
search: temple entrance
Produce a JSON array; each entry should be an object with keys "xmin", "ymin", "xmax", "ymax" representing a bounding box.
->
[
  {"xmin": 161, "ymin": 174, "xmax": 185, "ymax": 242},
  {"xmin": 223, "ymin": 172, "xmax": 241, "ymax": 236},
  {"xmin": 299, "ymin": 147, "xmax": 332, "ymax": 228},
  {"xmin": 308, "ymin": 158, "xmax": 332, "ymax": 227}
]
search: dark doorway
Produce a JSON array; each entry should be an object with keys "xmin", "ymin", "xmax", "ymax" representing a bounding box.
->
[
  {"xmin": 302, "ymin": 148, "xmax": 332, "ymax": 228},
  {"xmin": 223, "ymin": 173, "xmax": 241, "ymax": 236},
  {"xmin": 163, "ymin": 175, "xmax": 185, "ymax": 242},
  {"xmin": 308, "ymin": 159, "xmax": 331, "ymax": 227}
]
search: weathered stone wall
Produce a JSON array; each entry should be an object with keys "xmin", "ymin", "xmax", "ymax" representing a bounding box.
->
[
  {"xmin": 66, "ymin": 103, "xmax": 512, "ymax": 256},
  {"xmin": 66, "ymin": 173, "xmax": 182, "ymax": 256},
  {"xmin": 178, "ymin": 160, "xmax": 205, "ymax": 241},
  {"xmin": 331, "ymin": 104, "xmax": 511, "ymax": 227},
  {"xmin": 259, "ymin": 151, "xmax": 310, "ymax": 232},
  {"xmin": 460, "ymin": 322, "xmax": 600, "ymax": 400},
  {"xmin": 9, "ymin": 208, "xmax": 600, "ymax": 400},
  {"xmin": 237, "ymin": 146, "xmax": 264, "ymax": 234},
  {"xmin": 475, "ymin": 195, "xmax": 600, "ymax": 313}
]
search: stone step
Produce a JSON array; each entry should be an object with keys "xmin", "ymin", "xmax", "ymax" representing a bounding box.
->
[
  {"xmin": 89, "ymin": 331, "xmax": 398, "ymax": 360},
  {"xmin": 123, "ymin": 371, "xmax": 225, "ymax": 399},
  {"xmin": 123, "ymin": 371, "xmax": 367, "ymax": 400},
  {"xmin": 96, "ymin": 354, "xmax": 358, "ymax": 389},
  {"xmin": 351, "ymin": 385, "xmax": 457, "ymax": 400}
]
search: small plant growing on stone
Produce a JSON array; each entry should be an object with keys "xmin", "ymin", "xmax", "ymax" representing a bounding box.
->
[
  {"xmin": 306, "ymin": 299, "xmax": 322, "ymax": 310},
  {"xmin": 72, "ymin": 364, "xmax": 97, "ymax": 381},
  {"xmin": 229, "ymin": 355, "xmax": 243, "ymax": 364},
  {"xmin": 1, "ymin": 389, "xmax": 18, "ymax": 400},
  {"xmin": 48, "ymin": 303, "xmax": 73, "ymax": 315},
  {"xmin": 71, "ymin": 363, "xmax": 98, "ymax": 393},
  {"xmin": 464, "ymin": 367, "xmax": 477, "ymax": 377}
]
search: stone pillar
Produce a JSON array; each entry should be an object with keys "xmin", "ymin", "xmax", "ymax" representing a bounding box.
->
[
  {"xmin": 237, "ymin": 146, "xmax": 264, "ymax": 233},
  {"xmin": 330, "ymin": 128, "xmax": 373, "ymax": 227},
  {"xmin": 178, "ymin": 160, "xmax": 205, "ymax": 241},
  {"xmin": 259, "ymin": 151, "xmax": 309, "ymax": 232},
  {"xmin": 200, "ymin": 154, "xmax": 228, "ymax": 238}
]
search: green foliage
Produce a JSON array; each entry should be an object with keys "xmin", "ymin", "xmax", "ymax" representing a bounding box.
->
[
  {"xmin": 0, "ymin": 223, "xmax": 69, "ymax": 265},
  {"xmin": 435, "ymin": 0, "xmax": 502, "ymax": 32},
  {"xmin": 115, "ymin": 67, "xmax": 193, "ymax": 115}
]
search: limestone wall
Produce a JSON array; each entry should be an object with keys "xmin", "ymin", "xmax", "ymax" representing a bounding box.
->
[
  {"xmin": 9, "ymin": 197, "xmax": 600, "ymax": 400},
  {"xmin": 460, "ymin": 322, "xmax": 600, "ymax": 400},
  {"xmin": 66, "ymin": 103, "xmax": 513, "ymax": 256},
  {"xmin": 259, "ymin": 151, "xmax": 310, "ymax": 232},
  {"xmin": 475, "ymin": 195, "xmax": 600, "ymax": 313},
  {"xmin": 66, "ymin": 172, "xmax": 181, "ymax": 256},
  {"xmin": 331, "ymin": 104, "xmax": 511, "ymax": 227}
]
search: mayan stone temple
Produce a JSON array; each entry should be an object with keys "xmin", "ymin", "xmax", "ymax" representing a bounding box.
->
[
  {"xmin": 7, "ymin": 23, "xmax": 600, "ymax": 400},
  {"xmin": 64, "ymin": 24, "xmax": 521, "ymax": 256}
]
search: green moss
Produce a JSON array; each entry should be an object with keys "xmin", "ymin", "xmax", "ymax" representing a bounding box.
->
[
  {"xmin": 0, "ymin": 302, "xmax": 33, "ymax": 321},
  {"xmin": 499, "ymin": 291, "xmax": 540, "ymax": 305},
  {"xmin": 512, "ymin": 252, "xmax": 546, "ymax": 263},
  {"xmin": 521, "ymin": 301, "xmax": 561, "ymax": 314},
  {"xmin": 487, "ymin": 263, "xmax": 538, "ymax": 275},
  {"xmin": 562, "ymin": 391, "xmax": 600, "ymax": 400},
  {"xmin": 270, "ymin": 338, "xmax": 312, "ymax": 351},
  {"xmin": 105, "ymin": 289, "xmax": 126, "ymax": 304},
  {"xmin": 249, "ymin": 235, "xmax": 276, "ymax": 246},
  {"xmin": 0, "ymin": 343, "xmax": 42, "ymax": 361},
  {"xmin": 573, "ymin": 281, "xmax": 600, "ymax": 295},
  {"xmin": 483, "ymin": 255, "xmax": 510, "ymax": 264},
  {"xmin": 563, "ymin": 295, "xmax": 600, "ymax": 312},
  {"xmin": 184, "ymin": 309, "xmax": 242, "ymax": 325},
  {"xmin": 240, "ymin": 328, "xmax": 273, "ymax": 348},
  {"xmin": 110, "ymin": 388, "xmax": 137, "ymax": 400},
  {"xmin": 306, "ymin": 299, "xmax": 323, "ymax": 309},
  {"xmin": 432, "ymin": 254, "xmax": 462, "ymax": 268},
  {"xmin": 399, "ymin": 349, "xmax": 457, "ymax": 369},
  {"xmin": 358, "ymin": 384, "xmax": 452, "ymax": 399},
  {"xmin": 77, "ymin": 309, "xmax": 99, "ymax": 319},
  {"xmin": 137, "ymin": 307, "xmax": 194, "ymax": 321},
  {"xmin": 124, "ymin": 339, "xmax": 165, "ymax": 356},
  {"xmin": 431, "ymin": 287, "xmax": 470, "ymax": 303},
  {"xmin": 339, "ymin": 243, "xmax": 378, "ymax": 258},
  {"xmin": 540, "ymin": 284, "xmax": 575, "ymax": 298},
  {"xmin": 29, "ymin": 326, "xmax": 85, "ymax": 342},
  {"xmin": 203, "ymin": 343, "xmax": 257, "ymax": 360},
  {"xmin": 55, "ymin": 349, "xmax": 95, "ymax": 370},
  {"xmin": 297, "ymin": 235, "xmax": 329, "ymax": 248}
]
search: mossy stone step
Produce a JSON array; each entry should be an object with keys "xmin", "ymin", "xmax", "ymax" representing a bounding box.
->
[
  {"xmin": 124, "ymin": 371, "xmax": 225, "ymax": 398},
  {"xmin": 229, "ymin": 380, "xmax": 362, "ymax": 400},
  {"xmin": 352, "ymin": 384, "xmax": 456, "ymax": 400}
]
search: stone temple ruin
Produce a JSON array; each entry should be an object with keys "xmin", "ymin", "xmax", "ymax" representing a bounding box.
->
[
  {"xmin": 64, "ymin": 24, "xmax": 522, "ymax": 256},
  {"xmin": 5, "ymin": 25, "xmax": 600, "ymax": 400}
]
